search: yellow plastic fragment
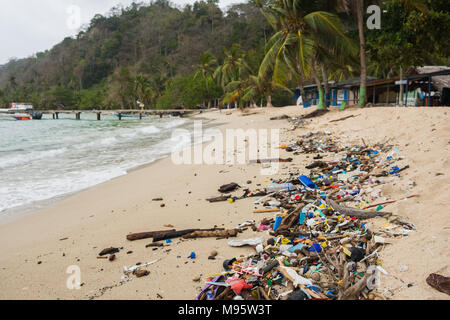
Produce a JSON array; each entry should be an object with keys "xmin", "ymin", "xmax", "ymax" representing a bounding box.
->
[{"xmin": 342, "ymin": 246, "xmax": 352, "ymax": 257}]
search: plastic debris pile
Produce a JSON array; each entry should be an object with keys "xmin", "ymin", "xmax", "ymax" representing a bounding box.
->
[{"xmin": 196, "ymin": 131, "xmax": 415, "ymax": 300}]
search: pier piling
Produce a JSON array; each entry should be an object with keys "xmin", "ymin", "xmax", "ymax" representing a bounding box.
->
[{"xmin": 23, "ymin": 109, "xmax": 196, "ymax": 121}]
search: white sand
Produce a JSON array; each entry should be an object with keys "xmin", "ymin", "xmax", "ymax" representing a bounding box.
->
[{"xmin": 0, "ymin": 105, "xmax": 448, "ymax": 300}]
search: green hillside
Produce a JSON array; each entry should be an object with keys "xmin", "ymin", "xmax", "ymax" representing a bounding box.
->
[{"xmin": 0, "ymin": 0, "xmax": 448, "ymax": 110}]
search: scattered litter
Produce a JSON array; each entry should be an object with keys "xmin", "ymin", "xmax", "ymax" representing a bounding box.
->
[
  {"xmin": 124, "ymin": 260, "xmax": 159, "ymax": 274},
  {"xmin": 194, "ymin": 131, "xmax": 415, "ymax": 300},
  {"xmin": 228, "ymin": 237, "xmax": 265, "ymax": 247}
]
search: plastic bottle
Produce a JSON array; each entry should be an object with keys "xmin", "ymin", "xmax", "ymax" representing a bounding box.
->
[
  {"xmin": 273, "ymin": 216, "xmax": 283, "ymax": 231},
  {"xmin": 266, "ymin": 183, "xmax": 296, "ymax": 193}
]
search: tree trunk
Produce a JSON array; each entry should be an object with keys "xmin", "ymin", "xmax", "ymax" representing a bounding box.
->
[
  {"xmin": 321, "ymin": 64, "xmax": 329, "ymax": 107},
  {"xmin": 298, "ymin": 83, "xmax": 306, "ymax": 107},
  {"xmin": 309, "ymin": 60, "xmax": 326, "ymax": 110},
  {"xmin": 399, "ymin": 66, "xmax": 404, "ymax": 106},
  {"xmin": 296, "ymin": 61, "xmax": 306, "ymax": 107},
  {"xmin": 265, "ymin": 95, "xmax": 273, "ymax": 108},
  {"xmin": 208, "ymin": 100, "xmax": 211, "ymax": 109},
  {"xmin": 356, "ymin": 0, "xmax": 367, "ymax": 107}
]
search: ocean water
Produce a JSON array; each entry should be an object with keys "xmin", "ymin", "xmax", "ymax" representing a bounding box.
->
[{"xmin": 0, "ymin": 113, "xmax": 195, "ymax": 214}]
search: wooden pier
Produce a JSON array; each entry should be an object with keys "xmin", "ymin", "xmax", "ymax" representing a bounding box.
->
[{"xmin": 20, "ymin": 109, "xmax": 198, "ymax": 120}]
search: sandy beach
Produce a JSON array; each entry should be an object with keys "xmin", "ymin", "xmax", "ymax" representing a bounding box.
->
[{"xmin": 0, "ymin": 105, "xmax": 449, "ymax": 300}]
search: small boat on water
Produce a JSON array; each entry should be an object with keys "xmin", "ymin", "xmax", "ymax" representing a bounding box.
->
[
  {"xmin": 0, "ymin": 113, "xmax": 32, "ymax": 121},
  {"xmin": 0, "ymin": 102, "xmax": 34, "ymax": 120}
]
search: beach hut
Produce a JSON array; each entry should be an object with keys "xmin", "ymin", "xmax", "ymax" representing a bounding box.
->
[
  {"xmin": 403, "ymin": 66, "xmax": 450, "ymax": 106},
  {"xmin": 293, "ymin": 66, "xmax": 450, "ymax": 107}
]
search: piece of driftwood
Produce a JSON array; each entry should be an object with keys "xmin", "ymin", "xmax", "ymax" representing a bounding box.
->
[
  {"xmin": 329, "ymin": 114, "xmax": 359, "ymax": 123},
  {"xmin": 326, "ymin": 190, "xmax": 391, "ymax": 219},
  {"xmin": 258, "ymin": 287, "xmax": 271, "ymax": 300},
  {"xmin": 270, "ymin": 115, "xmax": 289, "ymax": 120},
  {"xmin": 253, "ymin": 158, "xmax": 293, "ymax": 163},
  {"xmin": 99, "ymin": 247, "xmax": 120, "ymax": 256},
  {"xmin": 206, "ymin": 195, "xmax": 230, "ymax": 203},
  {"xmin": 363, "ymin": 194, "xmax": 419, "ymax": 209},
  {"xmin": 183, "ymin": 229, "xmax": 238, "ymax": 239},
  {"xmin": 328, "ymin": 198, "xmax": 392, "ymax": 219},
  {"xmin": 218, "ymin": 183, "xmax": 240, "ymax": 193},
  {"xmin": 146, "ymin": 243, "xmax": 164, "ymax": 248},
  {"xmin": 216, "ymin": 287, "xmax": 232, "ymax": 300},
  {"xmin": 339, "ymin": 266, "xmax": 374, "ymax": 300},
  {"xmin": 253, "ymin": 208, "xmax": 280, "ymax": 214},
  {"xmin": 426, "ymin": 273, "xmax": 450, "ymax": 296},
  {"xmin": 280, "ymin": 204, "xmax": 304, "ymax": 229},
  {"xmin": 127, "ymin": 229, "xmax": 176, "ymax": 241},
  {"xmin": 153, "ymin": 228, "xmax": 224, "ymax": 242},
  {"xmin": 301, "ymin": 109, "xmax": 329, "ymax": 119}
]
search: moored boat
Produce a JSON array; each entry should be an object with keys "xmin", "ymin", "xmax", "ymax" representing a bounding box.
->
[
  {"xmin": 0, "ymin": 102, "xmax": 34, "ymax": 120},
  {"xmin": 0, "ymin": 113, "xmax": 32, "ymax": 121}
]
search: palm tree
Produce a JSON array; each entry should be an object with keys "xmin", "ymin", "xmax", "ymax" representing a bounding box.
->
[
  {"xmin": 224, "ymin": 73, "xmax": 289, "ymax": 109},
  {"xmin": 337, "ymin": 0, "xmax": 370, "ymax": 107},
  {"xmin": 214, "ymin": 44, "xmax": 252, "ymax": 108},
  {"xmin": 214, "ymin": 44, "xmax": 251, "ymax": 88},
  {"xmin": 257, "ymin": 0, "xmax": 354, "ymax": 110},
  {"xmin": 134, "ymin": 74, "xmax": 155, "ymax": 108},
  {"xmin": 194, "ymin": 51, "xmax": 218, "ymax": 108}
]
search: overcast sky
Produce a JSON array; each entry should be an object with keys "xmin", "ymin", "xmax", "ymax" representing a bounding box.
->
[{"xmin": 0, "ymin": 0, "xmax": 244, "ymax": 65}]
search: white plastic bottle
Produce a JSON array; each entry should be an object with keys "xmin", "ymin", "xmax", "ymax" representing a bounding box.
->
[{"xmin": 266, "ymin": 183, "xmax": 296, "ymax": 193}]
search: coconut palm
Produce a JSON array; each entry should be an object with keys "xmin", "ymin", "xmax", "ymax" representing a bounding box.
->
[
  {"xmin": 214, "ymin": 44, "xmax": 253, "ymax": 108},
  {"xmin": 224, "ymin": 72, "xmax": 289, "ymax": 109},
  {"xmin": 257, "ymin": 0, "xmax": 355, "ymax": 110},
  {"xmin": 214, "ymin": 44, "xmax": 251, "ymax": 89},
  {"xmin": 338, "ymin": 0, "xmax": 428, "ymax": 107},
  {"xmin": 134, "ymin": 74, "xmax": 154, "ymax": 108},
  {"xmin": 336, "ymin": 0, "xmax": 372, "ymax": 107},
  {"xmin": 195, "ymin": 51, "xmax": 218, "ymax": 108}
]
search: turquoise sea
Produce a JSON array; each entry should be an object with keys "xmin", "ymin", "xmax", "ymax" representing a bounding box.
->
[{"xmin": 0, "ymin": 113, "xmax": 193, "ymax": 214}]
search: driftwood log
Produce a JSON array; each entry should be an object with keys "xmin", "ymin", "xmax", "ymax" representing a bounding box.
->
[
  {"xmin": 127, "ymin": 229, "xmax": 176, "ymax": 241},
  {"xmin": 206, "ymin": 195, "xmax": 231, "ymax": 203},
  {"xmin": 329, "ymin": 114, "xmax": 359, "ymax": 123},
  {"xmin": 182, "ymin": 229, "xmax": 238, "ymax": 239},
  {"xmin": 326, "ymin": 190, "xmax": 392, "ymax": 220},
  {"xmin": 153, "ymin": 228, "xmax": 224, "ymax": 242},
  {"xmin": 328, "ymin": 198, "xmax": 392, "ymax": 219},
  {"xmin": 254, "ymin": 158, "xmax": 293, "ymax": 163},
  {"xmin": 99, "ymin": 247, "xmax": 120, "ymax": 256},
  {"xmin": 253, "ymin": 208, "xmax": 280, "ymax": 214},
  {"xmin": 339, "ymin": 266, "xmax": 375, "ymax": 300}
]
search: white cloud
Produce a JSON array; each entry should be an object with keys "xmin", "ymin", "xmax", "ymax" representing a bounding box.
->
[{"xmin": 0, "ymin": 0, "xmax": 244, "ymax": 65}]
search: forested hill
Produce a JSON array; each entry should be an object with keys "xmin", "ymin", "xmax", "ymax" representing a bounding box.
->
[
  {"xmin": 1, "ymin": 0, "xmax": 448, "ymax": 110},
  {"xmin": 0, "ymin": 0, "xmax": 272, "ymax": 109}
]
